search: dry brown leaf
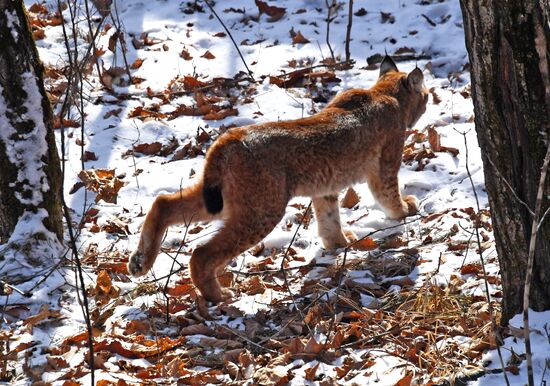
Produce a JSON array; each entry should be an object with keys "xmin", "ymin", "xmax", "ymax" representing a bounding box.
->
[
  {"xmin": 305, "ymin": 361, "xmax": 320, "ymax": 381},
  {"xmin": 102, "ymin": 217, "xmax": 129, "ymax": 235},
  {"xmin": 255, "ymin": 0, "xmax": 286, "ymax": 21},
  {"xmin": 291, "ymin": 30, "xmax": 310, "ymax": 45},
  {"xmin": 180, "ymin": 48, "xmax": 193, "ymax": 60},
  {"xmin": 133, "ymin": 142, "xmax": 163, "ymax": 155},
  {"xmin": 78, "ymin": 168, "xmax": 126, "ymax": 204},
  {"xmin": 268, "ymin": 352, "xmax": 292, "ymax": 367},
  {"xmin": 201, "ymin": 50, "xmax": 216, "ymax": 59},
  {"xmin": 381, "ymin": 234, "xmax": 408, "ymax": 250},
  {"xmin": 94, "ymin": 336, "xmax": 185, "ymax": 359},
  {"xmin": 254, "ymin": 365, "xmax": 289, "ymax": 386},
  {"xmin": 224, "ymin": 360, "xmax": 240, "ymax": 379},
  {"xmin": 429, "ymin": 87, "xmax": 442, "ymax": 104},
  {"xmin": 304, "ymin": 337, "xmax": 324, "ymax": 355},
  {"xmin": 341, "ymin": 187, "xmax": 360, "ymax": 208},
  {"xmin": 32, "ymin": 28, "xmax": 45, "ymax": 40},
  {"xmin": 461, "ymin": 263, "xmax": 482, "ymax": 275},
  {"xmin": 351, "ymin": 237, "xmax": 378, "ymax": 251},
  {"xmin": 29, "ymin": 3, "xmax": 48, "ymax": 13},
  {"xmin": 396, "ymin": 372, "xmax": 413, "ymax": 386},
  {"xmin": 428, "ymin": 126, "xmax": 442, "ymax": 151},
  {"xmin": 166, "ymin": 282, "xmax": 194, "ymax": 297},
  {"xmin": 124, "ymin": 319, "xmax": 150, "ymax": 335},
  {"xmin": 82, "ymin": 151, "xmax": 98, "ymax": 162},
  {"xmin": 199, "ymin": 337, "xmax": 242, "ymax": 349},
  {"xmin": 183, "ymin": 75, "xmax": 206, "ymax": 90},
  {"xmin": 130, "ymin": 58, "xmax": 144, "ymax": 69},
  {"xmin": 203, "ymin": 108, "xmax": 238, "ymax": 120},
  {"xmin": 180, "ymin": 324, "xmax": 212, "ymax": 336},
  {"xmin": 23, "ymin": 305, "xmax": 62, "ymax": 332},
  {"xmin": 282, "ymin": 337, "xmax": 305, "ymax": 354},
  {"xmin": 238, "ymin": 276, "xmax": 266, "ymax": 295}
]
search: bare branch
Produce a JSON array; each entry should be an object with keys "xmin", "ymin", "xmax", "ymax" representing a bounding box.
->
[{"xmin": 523, "ymin": 141, "xmax": 550, "ymax": 386}]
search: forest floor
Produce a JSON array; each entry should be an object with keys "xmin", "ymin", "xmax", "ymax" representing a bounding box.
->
[{"xmin": 1, "ymin": 0, "xmax": 549, "ymax": 385}]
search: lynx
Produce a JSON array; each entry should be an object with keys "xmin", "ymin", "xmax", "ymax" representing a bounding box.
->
[{"xmin": 128, "ymin": 55, "xmax": 429, "ymax": 303}]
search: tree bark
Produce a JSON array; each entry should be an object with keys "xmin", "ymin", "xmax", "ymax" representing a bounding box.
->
[
  {"xmin": 0, "ymin": 1, "xmax": 63, "ymax": 244},
  {"xmin": 459, "ymin": 0, "xmax": 550, "ymax": 324}
]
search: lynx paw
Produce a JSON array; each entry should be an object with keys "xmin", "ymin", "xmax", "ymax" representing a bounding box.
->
[
  {"xmin": 201, "ymin": 286, "xmax": 234, "ymax": 304},
  {"xmin": 128, "ymin": 250, "xmax": 147, "ymax": 277},
  {"xmin": 344, "ymin": 229, "xmax": 358, "ymax": 244},
  {"xmin": 403, "ymin": 195, "xmax": 419, "ymax": 216}
]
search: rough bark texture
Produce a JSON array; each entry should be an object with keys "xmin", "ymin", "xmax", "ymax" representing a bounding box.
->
[
  {"xmin": 460, "ymin": 0, "xmax": 550, "ymax": 324},
  {"xmin": 0, "ymin": 1, "xmax": 63, "ymax": 242}
]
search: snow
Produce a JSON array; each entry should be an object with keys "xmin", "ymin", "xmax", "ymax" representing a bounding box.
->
[
  {"xmin": 4, "ymin": 9, "xmax": 19, "ymax": 41},
  {"xmin": 0, "ymin": 0, "xmax": 547, "ymax": 384},
  {"xmin": 0, "ymin": 72, "xmax": 50, "ymax": 206}
]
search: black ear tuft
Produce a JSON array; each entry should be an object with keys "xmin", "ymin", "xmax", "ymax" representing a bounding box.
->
[{"xmin": 379, "ymin": 55, "xmax": 398, "ymax": 76}]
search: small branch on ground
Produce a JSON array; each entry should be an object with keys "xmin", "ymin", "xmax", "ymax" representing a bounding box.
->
[
  {"xmin": 523, "ymin": 141, "xmax": 550, "ymax": 386},
  {"xmin": 324, "ymin": 0, "xmax": 336, "ymax": 63},
  {"xmin": 455, "ymin": 127, "xmax": 510, "ymax": 386},
  {"xmin": 203, "ymin": 0, "xmax": 255, "ymax": 81},
  {"xmin": 280, "ymin": 202, "xmax": 313, "ymax": 336},
  {"xmin": 345, "ymin": 0, "xmax": 354, "ymax": 65}
]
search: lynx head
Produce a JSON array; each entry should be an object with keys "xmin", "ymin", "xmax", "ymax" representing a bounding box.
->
[{"xmin": 379, "ymin": 55, "xmax": 429, "ymax": 128}]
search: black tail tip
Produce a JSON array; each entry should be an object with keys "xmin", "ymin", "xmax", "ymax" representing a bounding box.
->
[{"xmin": 203, "ymin": 185, "xmax": 223, "ymax": 214}]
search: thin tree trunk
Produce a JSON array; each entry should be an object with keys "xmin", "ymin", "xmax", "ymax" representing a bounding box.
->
[
  {"xmin": 0, "ymin": 1, "xmax": 63, "ymax": 245},
  {"xmin": 459, "ymin": 0, "xmax": 550, "ymax": 324}
]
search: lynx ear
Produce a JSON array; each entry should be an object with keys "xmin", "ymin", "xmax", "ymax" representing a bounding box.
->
[
  {"xmin": 407, "ymin": 67, "xmax": 424, "ymax": 92},
  {"xmin": 379, "ymin": 55, "xmax": 398, "ymax": 76}
]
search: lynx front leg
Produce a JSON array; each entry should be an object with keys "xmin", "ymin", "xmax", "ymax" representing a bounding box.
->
[
  {"xmin": 312, "ymin": 195, "xmax": 350, "ymax": 249},
  {"xmin": 366, "ymin": 172, "xmax": 418, "ymax": 220}
]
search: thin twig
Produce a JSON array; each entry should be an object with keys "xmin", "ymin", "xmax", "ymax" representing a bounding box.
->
[
  {"xmin": 203, "ymin": 0, "xmax": 255, "ymax": 81},
  {"xmin": 455, "ymin": 127, "xmax": 510, "ymax": 386},
  {"xmin": 523, "ymin": 141, "xmax": 550, "ymax": 386},
  {"xmin": 83, "ymin": 0, "xmax": 102, "ymax": 78},
  {"xmin": 162, "ymin": 216, "xmax": 192, "ymax": 324},
  {"xmin": 323, "ymin": 246, "xmax": 349, "ymax": 347},
  {"xmin": 280, "ymin": 202, "xmax": 313, "ymax": 336},
  {"xmin": 345, "ymin": 0, "xmax": 353, "ymax": 64},
  {"xmin": 324, "ymin": 0, "xmax": 336, "ymax": 63},
  {"xmin": 110, "ymin": 0, "xmax": 133, "ymax": 83}
]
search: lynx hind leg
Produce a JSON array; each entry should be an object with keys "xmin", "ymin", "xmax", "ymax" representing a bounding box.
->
[
  {"xmin": 366, "ymin": 171, "xmax": 418, "ymax": 220},
  {"xmin": 128, "ymin": 183, "xmax": 212, "ymax": 277},
  {"xmin": 189, "ymin": 196, "xmax": 287, "ymax": 303},
  {"xmin": 313, "ymin": 195, "xmax": 351, "ymax": 249}
]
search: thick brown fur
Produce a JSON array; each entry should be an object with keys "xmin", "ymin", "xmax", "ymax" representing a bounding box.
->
[{"xmin": 129, "ymin": 57, "xmax": 429, "ymax": 303}]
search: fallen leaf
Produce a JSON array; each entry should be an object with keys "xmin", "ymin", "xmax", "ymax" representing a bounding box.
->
[
  {"xmin": 291, "ymin": 29, "xmax": 310, "ymax": 45},
  {"xmin": 428, "ymin": 126, "xmax": 441, "ymax": 151},
  {"xmin": 180, "ymin": 48, "xmax": 193, "ymax": 60},
  {"xmin": 78, "ymin": 168, "xmax": 127, "ymax": 204},
  {"xmin": 351, "ymin": 237, "xmax": 378, "ymax": 251},
  {"xmin": 203, "ymin": 107, "xmax": 238, "ymax": 120},
  {"xmin": 82, "ymin": 151, "xmax": 98, "ymax": 162},
  {"xmin": 396, "ymin": 372, "xmax": 413, "ymax": 386},
  {"xmin": 23, "ymin": 305, "xmax": 62, "ymax": 332},
  {"xmin": 255, "ymin": 0, "xmax": 286, "ymax": 21},
  {"xmin": 201, "ymin": 50, "xmax": 216, "ymax": 59},
  {"xmin": 130, "ymin": 58, "xmax": 144, "ymax": 69},
  {"xmin": 305, "ymin": 361, "xmax": 320, "ymax": 381},
  {"xmin": 133, "ymin": 142, "xmax": 162, "ymax": 156},
  {"xmin": 341, "ymin": 187, "xmax": 360, "ymax": 208}
]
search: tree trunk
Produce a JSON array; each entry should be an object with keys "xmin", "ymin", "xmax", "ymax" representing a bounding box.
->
[
  {"xmin": 459, "ymin": 0, "xmax": 550, "ymax": 324},
  {"xmin": 0, "ymin": 2, "xmax": 63, "ymax": 246}
]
